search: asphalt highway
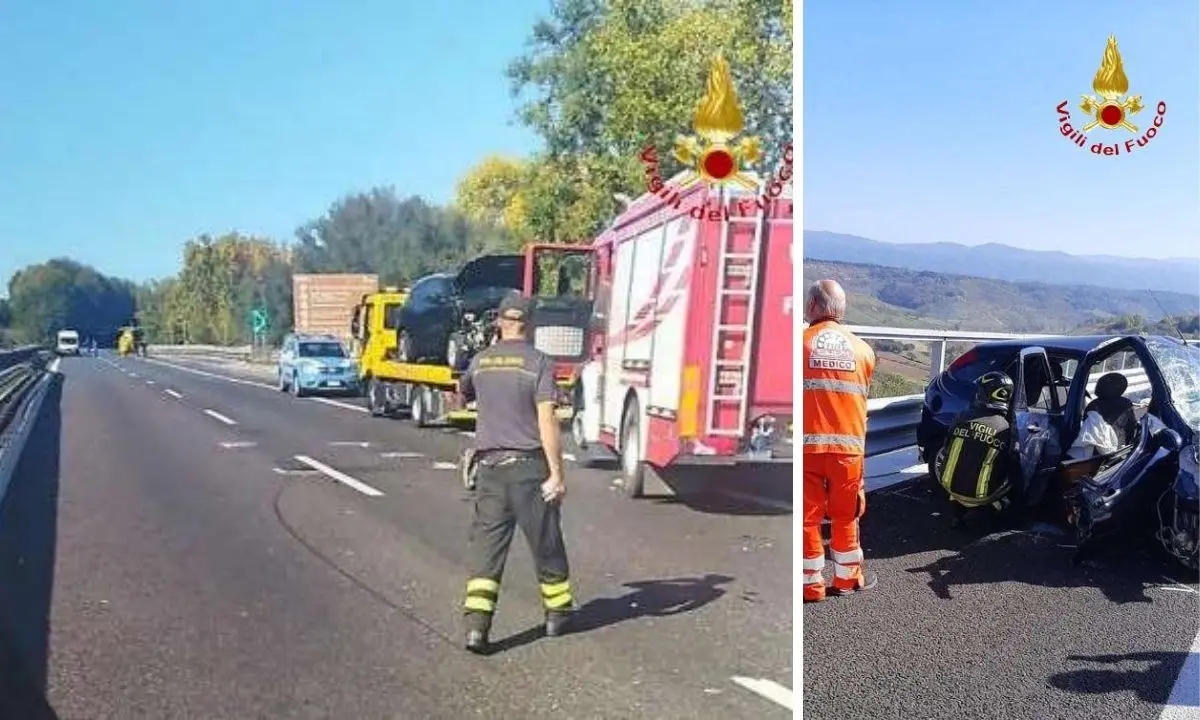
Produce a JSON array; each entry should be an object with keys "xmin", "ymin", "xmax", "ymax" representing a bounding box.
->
[
  {"xmin": 804, "ymin": 468, "xmax": 1200, "ymax": 720},
  {"xmin": 0, "ymin": 353, "xmax": 793, "ymax": 719}
]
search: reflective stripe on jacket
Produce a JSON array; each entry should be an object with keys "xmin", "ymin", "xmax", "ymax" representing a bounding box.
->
[{"xmin": 802, "ymin": 320, "xmax": 875, "ymax": 456}]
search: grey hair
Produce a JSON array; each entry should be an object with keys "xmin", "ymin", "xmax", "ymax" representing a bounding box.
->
[{"xmin": 806, "ymin": 279, "xmax": 847, "ymax": 322}]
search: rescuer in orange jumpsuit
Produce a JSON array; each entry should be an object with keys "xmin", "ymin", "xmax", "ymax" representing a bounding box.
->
[{"xmin": 802, "ymin": 279, "xmax": 878, "ymax": 603}]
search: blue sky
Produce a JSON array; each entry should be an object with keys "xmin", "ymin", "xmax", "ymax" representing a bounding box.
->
[
  {"xmin": 805, "ymin": 1, "xmax": 1200, "ymax": 262},
  {"xmin": 0, "ymin": 0, "xmax": 546, "ymax": 287}
]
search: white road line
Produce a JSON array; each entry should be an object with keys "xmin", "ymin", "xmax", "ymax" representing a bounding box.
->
[
  {"xmin": 730, "ymin": 677, "xmax": 794, "ymax": 711},
  {"xmin": 1160, "ymin": 626, "xmax": 1200, "ymax": 719},
  {"xmin": 129, "ymin": 372, "xmax": 139, "ymax": 378},
  {"xmin": 272, "ymin": 467, "xmax": 320, "ymax": 475},
  {"xmin": 203, "ymin": 409, "xmax": 238, "ymax": 426},
  {"xmin": 329, "ymin": 441, "xmax": 370, "ymax": 448},
  {"xmin": 219, "ymin": 441, "xmax": 257, "ymax": 449},
  {"xmin": 48, "ymin": 358, "xmax": 61, "ymax": 373},
  {"xmin": 145, "ymin": 380, "xmax": 155, "ymax": 385},
  {"xmin": 431, "ymin": 461, "xmax": 458, "ymax": 471},
  {"xmin": 460, "ymin": 430, "xmax": 475, "ymax": 438},
  {"xmin": 562, "ymin": 452, "xmax": 577, "ymax": 462},
  {"xmin": 293, "ymin": 455, "xmax": 385, "ymax": 497},
  {"xmin": 143, "ymin": 357, "xmax": 277, "ymax": 391},
  {"xmin": 310, "ymin": 397, "xmax": 369, "ymax": 413},
  {"xmin": 380, "ymin": 451, "xmax": 424, "ymax": 459},
  {"xmin": 720, "ymin": 489, "xmax": 792, "ymax": 512},
  {"xmin": 164, "ymin": 389, "xmax": 183, "ymax": 399}
]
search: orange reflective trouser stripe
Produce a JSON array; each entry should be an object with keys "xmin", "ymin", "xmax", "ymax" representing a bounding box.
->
[{"xmin": 804, "ymin": 453, "xmax": 867, "ymax": 596}]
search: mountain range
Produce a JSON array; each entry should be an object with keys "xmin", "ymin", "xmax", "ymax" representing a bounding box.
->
[{"xmin": 804, "ymin": 231, "xmax": 1199, "ymax": 297}]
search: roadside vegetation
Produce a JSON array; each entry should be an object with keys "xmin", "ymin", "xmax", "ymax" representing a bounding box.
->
[{"xmin": 3, "ymin": 0, "xmax": 791, "ymax": 346}]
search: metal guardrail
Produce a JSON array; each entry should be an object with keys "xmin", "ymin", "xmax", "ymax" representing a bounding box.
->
[
  {"xmin": 148, "ymin": 345, "xmax": 277, "ymax": 362},
  {"xmin": 0, "ymin": 355, "xmax": 51, "ymax": 506},
  {"xmin": 0, "ymin": 345, "xmax": 44, "ymax": 371}
]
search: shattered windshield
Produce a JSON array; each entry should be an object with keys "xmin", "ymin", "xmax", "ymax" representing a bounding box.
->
[{"xmin": 1145, "ymin": 337, "xmax": 1200, "ymax": 430}]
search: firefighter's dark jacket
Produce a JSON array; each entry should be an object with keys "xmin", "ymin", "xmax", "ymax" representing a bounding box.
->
[{"xmin": 938, "ymin": 408, "xmax": 1015, "ymax": 507}]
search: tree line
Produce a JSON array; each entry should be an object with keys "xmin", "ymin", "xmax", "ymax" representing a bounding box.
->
[{"xmin": 2, "ymin": 0, "xmax": 793, "ymax": 346}]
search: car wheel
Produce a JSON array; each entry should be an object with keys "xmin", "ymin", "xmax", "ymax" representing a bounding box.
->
[{"xmin": 619, "ymin": 398, "xmax": 646, "ymax": 499}]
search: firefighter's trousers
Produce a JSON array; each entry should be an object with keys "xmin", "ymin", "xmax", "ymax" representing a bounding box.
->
[
  {"xmin": 803, "ymin": 453, "xmax": 867, "ymax": 601},
  {"xmin": 463, "ymin": 451, "xmax": 572, "ymax": 631}
]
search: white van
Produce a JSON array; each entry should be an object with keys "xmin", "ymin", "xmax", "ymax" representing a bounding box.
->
[{"xmin": 56, "ymin": 329, "xmax": 80, "ymax": 356}]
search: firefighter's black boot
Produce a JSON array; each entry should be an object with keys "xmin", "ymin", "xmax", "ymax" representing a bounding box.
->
[
  {"xmin": 545, "ymin": 610, "xmax": 572, "ymax": 638},
  {"xmin": 464, "ymin": 612, "xmax": 491, "ymax": 654}
]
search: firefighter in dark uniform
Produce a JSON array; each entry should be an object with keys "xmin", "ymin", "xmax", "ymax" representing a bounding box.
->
[
  {"xmin": 459, "ymin": 290, "xmax": 573, "ymax": 654},
  {"xmin": 935, "ymin": 371, "xmax": 1019, "ymax": 527}
]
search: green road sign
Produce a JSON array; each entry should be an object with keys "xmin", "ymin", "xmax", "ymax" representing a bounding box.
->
[{"xmin": 250, "ymin": 308, "xmax": 269, "ymax": 333}]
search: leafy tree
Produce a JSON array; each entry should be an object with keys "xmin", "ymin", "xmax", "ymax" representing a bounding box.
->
[
  {"xmin": 454, "ymin": 155, "xmax": 532, "ymax": 239},
  {"xmin": 292, "ymin": 187, "xmax": 510, "ymax": 286},
  {"xmin": 6, "ymin": 258, "xmax": 136, "ymax": 344},
  {"xmin": 0, "ymin": 298, "xmax": 10, "ymax": 328},
  {"xmin": 505, "ymin": 0, "xmax": 794, "ymax": 242}
]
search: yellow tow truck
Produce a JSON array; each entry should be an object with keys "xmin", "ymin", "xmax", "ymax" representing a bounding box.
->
[
  {"xmin": 349, "ymin": 286, "xmax": 478, "ymax": 426},
  {"xmin": 349, "ymin": 244, "xmax": 593, "ymax": 430}
]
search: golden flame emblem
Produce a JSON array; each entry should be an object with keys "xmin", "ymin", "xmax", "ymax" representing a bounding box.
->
[
  {"xmin": 1079, "ymin": 35, "xmax": 1145, "ymax": 133},
  {"xmin": 673, "ymin": 55, "xmax": 761, "ymax": 190}
]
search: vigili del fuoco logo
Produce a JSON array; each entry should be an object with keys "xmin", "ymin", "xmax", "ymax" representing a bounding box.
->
[
  {"xmin": 639, "ymin": 55, "xmax": 792, "ymax": 220},
  {"xmin": 1056, "ymin": 35, "xmax": 1166, "ymax": 157}
]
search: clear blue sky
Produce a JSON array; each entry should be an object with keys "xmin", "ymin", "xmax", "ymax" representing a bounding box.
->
[
  {"xmin": 805, "ymin": 1, "xmax": 1200, "ymax": 262},
  {"xmin": 0, "ymin": 0, "xmax": 546, "ymax": 288}
]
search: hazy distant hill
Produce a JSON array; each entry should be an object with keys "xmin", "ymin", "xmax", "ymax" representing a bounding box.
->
[
  {"xmin": 802, "ymin": 259, "xmax": 1199, "ymax": 334},
  {"xmin": 805, "ymin": 231, "xmax": 1200, "ymax": 297}
]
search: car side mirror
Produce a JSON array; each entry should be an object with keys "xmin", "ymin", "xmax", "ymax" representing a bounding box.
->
[{"xmin": 1154, "ymin": 427, "xmax": 1183, "ymax": 453}]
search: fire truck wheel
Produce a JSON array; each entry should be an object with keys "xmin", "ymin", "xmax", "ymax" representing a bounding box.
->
[{"xmin": 619, "ymin": 399, "xmax": 646, "ymax": 499}]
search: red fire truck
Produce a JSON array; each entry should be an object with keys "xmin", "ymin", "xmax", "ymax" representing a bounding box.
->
[{"xmin": 571, "ymin": 171, "xmax": 794, "ymax": 498}]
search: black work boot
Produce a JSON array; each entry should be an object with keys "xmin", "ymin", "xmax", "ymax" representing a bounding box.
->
[
  {"xmin": 544, "ymin": 610, "xmax": 573, "ymax": 638},
  {"xmin": 464, "ymin": 612, "xmax": 491, "ymax": 654}
]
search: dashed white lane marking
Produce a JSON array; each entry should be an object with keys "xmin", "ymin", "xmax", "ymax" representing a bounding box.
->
[
  {"xmin": 48, "ymin": 358, "xmax": 61, "ymax": 373},
  {"xmin": 143, "ymin": 357, "xmax": 277, "ymax": 390},
  {"xmin": 719, "ymin": 489, "xmax": 792, "ymax": 512},
  {"xmin": 562, "ymin": 452, "xmax": 577, "ymax": 462},
  {"xmin": 129, "ymin": 372, "xmax": 139, "ymax": 378},
  {"xmin": 293, "ymin": 455, "xmax": 385, "ymax": 497},
  {"xmin": 219, "ymin": 441, "xmax": 256, "ymax": 449},
  {"xmin": 311, "ymin": 396, "xmax": 369, "ymax": 413},
  {"xmin": 329, "ymin": 441, "xmax": 370, "ymax": 448},
  {"xmin": 203, "ymin": 409, "xmax": 238, "ymax": 426},
  {"xmin": 145, "ymin": 380, "xmax": 155, "ymax": 385},
  {"xmin": 432, "ymin": 461, "xmax": 458, "ymax": 471},
  {"xmin": 164, "ymin": 389, "xmax": 183, "ymax": 399},
  {"xmin": 460, "ymin": 430, "xmax": 475, "ymax": 438},
  {"xmin": 730, "ymin": 676, "xmax": 794, "ymax": 711},
  {"xmin": 273, "ymin": 467, "xmax": 320, "ymax": 476},
  {"xmin": 380, "ymin": 451, "xmax": 424, "ymax": 459}
]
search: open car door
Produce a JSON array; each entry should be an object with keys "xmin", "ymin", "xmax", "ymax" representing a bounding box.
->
[{"xmin": 1013, "ymin": 346, "xmax": 1063, "ymax": 506}]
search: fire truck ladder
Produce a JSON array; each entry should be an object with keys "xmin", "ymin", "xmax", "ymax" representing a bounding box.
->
[{"xmin": 704, "ymin": 186, "xmax": 767, "ymax": 436}]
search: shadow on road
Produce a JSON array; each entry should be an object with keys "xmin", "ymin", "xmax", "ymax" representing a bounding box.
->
[
  {"xmin": 643, "ymin": 465, "xmax": 793, "ymax": 517},
  {"xmin": 1047, "ymin": 651, "xmax": 1195, "ymax": 706},
  {"xmin": 488, "ymin": 573, "xmax": 734, "ymax": 655},
  {"xmin": 860, "ymin": 477, "xmax": 1193, "ymax": 604},
  {"xmin": 0, "ymin": 374, "xmax": 62, "ymax": 719}
]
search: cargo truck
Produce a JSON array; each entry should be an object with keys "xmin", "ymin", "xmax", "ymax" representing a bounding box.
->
[{"xmin": 292, "ymin": 273, "xmax": 380, "ymax": 347}]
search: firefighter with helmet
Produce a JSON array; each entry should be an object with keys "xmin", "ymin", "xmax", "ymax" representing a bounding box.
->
[{"xmin": 934, "ymin": 370, "xmax": 1019, "ymax": 527}]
